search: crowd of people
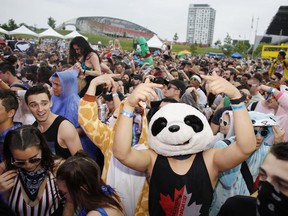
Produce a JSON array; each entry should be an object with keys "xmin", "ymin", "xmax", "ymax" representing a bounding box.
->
[{"xmin": 0, "ymin": 35, "xmax": 288, "ymax": 216}]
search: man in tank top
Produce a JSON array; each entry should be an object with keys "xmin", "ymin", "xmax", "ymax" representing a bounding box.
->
[{"xmin": 25, "ymin": 85, "xmax": 82, "ymax": 159}]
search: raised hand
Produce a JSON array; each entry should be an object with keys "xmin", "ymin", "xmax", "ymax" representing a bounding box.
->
[
  {"xmin": 125, "ymin": 79, "xmax": 162, "ymax": 108},
  {"xmin": 0, "ymin": 170, "xmax": 17, "ymax": 193},
  {"xmin": 201, "ymin": 71, "xmax": 241, "ymax": 100}
]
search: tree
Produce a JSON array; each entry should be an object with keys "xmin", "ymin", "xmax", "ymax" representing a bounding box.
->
[
  {"xmin": 173, "ymin": 33, "xmax": 179, "ymax": 43},
  {"xmin": 48, "ymin": 17, "xmax": 56, "ymax": 29},
  {"xmin": 62, "ymin": 23, "xmax": 66, "ymax": 30},
  {"xmin": 8, "ymin": 19, "xmax": 18, "ymax": 30},
  {"xmin": 221, "ymin": 33, "xmax": 234, "ymax": 56},
  {"xmin": 19, "ymin": 22, "xmax": 28, "ymax": 28},
  {"xmin": 233, "ymin": 40, "xmax": 250, "ymax": 57},
  {"xmin": 253, "ymin": 43, "xmax": 266, "ymax": 58},
  {"xmin": 0, "ymin": 23, "xmax": 9, "ymax": 30},
  {"xmin": 214, "ymin": 40, "xmax": 222, "ymax": 49}
]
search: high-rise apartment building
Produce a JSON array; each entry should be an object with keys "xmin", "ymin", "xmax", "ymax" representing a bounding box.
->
[{"xmin": 186, "ymin": 4, "xmax": 216, "ymax": 45}]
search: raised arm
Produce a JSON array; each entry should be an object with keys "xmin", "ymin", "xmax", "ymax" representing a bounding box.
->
[
  {"xmin": 113, "ymin": 81, "xmax": 162, "ymax": 172},
  {"xmin": 78, "ymin": 74, "xmax": 120, "ymax": 149},
  {"xmin": 202, "ymin": 72, "xmax": 256, "ymax": 172}
]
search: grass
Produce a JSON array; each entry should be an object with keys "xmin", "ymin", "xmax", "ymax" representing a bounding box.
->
[{"xmin": 10, "ymin": 29, "xmax": 222, "ymax": 55}]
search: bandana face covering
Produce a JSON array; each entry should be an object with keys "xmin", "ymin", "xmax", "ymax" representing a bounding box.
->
[
  {"xmin": 257, "ymin": 181, "xmax": 288, "ymax": 216},
  {"xmin": 18, "ymin": 167, "xmax": 48, "ymax": 201}
]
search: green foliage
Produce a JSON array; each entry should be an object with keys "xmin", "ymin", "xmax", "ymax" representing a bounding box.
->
[
  {"xmin": 214, "ymin": 40, "xmax": 222, "ymax": 49},
  {"xmin": 253, "ymin": 43, "xmax": 266, "ymax": 58},
  {"xmin": 8, "ymin": 19, "xmax": 18, "ymax": 30},
  {"xmin": 189, "ymin": 44, "xmax": 197, "ymax": 54},
  {"xmin": 220, "ymin": 33, "xmax": 234, "ymax": 56},
  {"xmin": 48, "ymin": 17, "xmax": 56, "ymax": 29},
  {"xmin": 233, "ymin": 40, "xmax": 250, "ymax": 57}
]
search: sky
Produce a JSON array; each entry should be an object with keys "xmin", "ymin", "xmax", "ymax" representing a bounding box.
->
[{"xmin": 1, "ymin": 0, "xmax": 288, "ymax": 44}]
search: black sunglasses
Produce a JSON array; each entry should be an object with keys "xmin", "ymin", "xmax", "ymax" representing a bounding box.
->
[{"xmin": 11, "ymin": 157, "xmax": 42, "ymax": 167}]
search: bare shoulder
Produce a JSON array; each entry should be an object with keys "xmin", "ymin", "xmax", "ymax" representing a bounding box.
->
[
  {"xmin": 58, "ymin": 119, "xmax": 78, "ymax": 137},
  {"xmin": 59, "ymin": 119, "xmax": 76, "ymax": 130}
]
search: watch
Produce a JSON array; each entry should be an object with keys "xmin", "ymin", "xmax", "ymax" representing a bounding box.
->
[{"xmin": 230, "ymin": 94, "xmax": 246, "ymax": 105}]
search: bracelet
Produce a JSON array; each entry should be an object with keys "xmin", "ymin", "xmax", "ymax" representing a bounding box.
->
[
  {"xmin": 121, "ymin": 109, "xmax": 135, "ymax": 118},
  {"xmin": 269, "ymin": 87, "xmax": 276, "ymax": 94},
  {"xmin": 231, "ymin": 103, "xmax": 246, "ymax": 111},
  {"xmin": 230, "ymin": 94, "xmax": 246, "ymax": 105},
  {"xmin": 112, "ymin": 93, "xmax": 119, "ymax": 97}
]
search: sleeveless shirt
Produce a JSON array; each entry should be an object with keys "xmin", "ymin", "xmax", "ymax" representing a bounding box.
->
[
  {"xmin": 149, "ymin": 152, "xmax": 213, "ymax": 216},
  {"xmin": 33, "ymin": 116, "xmax": 71, "ymax": 159},
  {"xmin": 9, "ymin": 171, "xmax": 62, "ymax": 216}
]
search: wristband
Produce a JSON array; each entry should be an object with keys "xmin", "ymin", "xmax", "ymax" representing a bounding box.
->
[
  {"xmin": 231, "ymin": 103, "xmax": 246, "ymax": 111},
  {"xmin": 121, "ymin": 109, "xmax": 135, "ymax": 118},
  {"xmin": 112, "ymin": 93, "xmax": 119, "ymax": 97},
  {"xmin": 269, "ymin": 87, "xmax": 276, "ymax": 94},
  {"xmin": 230, "ymin": 94, "xmax": 246, "ymax": 105}
]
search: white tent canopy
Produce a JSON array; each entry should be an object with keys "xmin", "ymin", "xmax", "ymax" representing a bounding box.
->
[
  {"xmin": 9, "ymin": 25, "xmax": 38, "ymax": 37},
  {"xmin": 147, "ymin": 35, "xmax": 164, "ymax": 49},
  {"xmin": 39, "ymin": 27, "xmax": 64, "ymax": 39},
  {"xmin": 64, "ymin": 30, "xmax": 88, "ymax": 40},
  {"xmin": 0, "ymin": 27, "xmax": 8, "ymax": 35}
]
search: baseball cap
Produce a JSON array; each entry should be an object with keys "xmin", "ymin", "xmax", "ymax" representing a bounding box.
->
[
  {"xmin": 169, "ymin": 79, "xmax": 186, "ymax": 96},
  {"xmin": 153, "ymin": 76, "xmax": 169, "ymax": 85}
]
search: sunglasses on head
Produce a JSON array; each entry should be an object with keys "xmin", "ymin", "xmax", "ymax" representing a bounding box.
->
[
  {"xmin": 254, "ymin": 129, "xmax": 268, "ymax": 137},
  {"xmin": 219, "ymin": 118, "xmax": 229, "ymax": 127},
  {"xmin": 11, "ymin": 156, "xmax": 42, "ymax": 167}
]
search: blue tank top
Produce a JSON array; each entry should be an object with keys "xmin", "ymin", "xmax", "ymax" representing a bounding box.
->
[{"xmin": 78, "ymin": 185, "xmax": 115, "ymax": 216}]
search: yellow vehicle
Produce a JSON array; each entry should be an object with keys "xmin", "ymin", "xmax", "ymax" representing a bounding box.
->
[{"xmin": 261, "ymin": 44, "xmax": 288, "ymax": 59}]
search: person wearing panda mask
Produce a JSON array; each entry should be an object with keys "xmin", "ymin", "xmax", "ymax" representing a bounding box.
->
[{"xmin": 113, "ymin": 72, "xmax": 256, "ymax": 215}]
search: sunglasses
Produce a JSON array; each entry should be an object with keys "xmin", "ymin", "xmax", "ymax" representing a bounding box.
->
[
  {"xmin": 11, "ymin": 154, "xmax": 42, "ymax": 167},
  {"xmin": 219, "ymin": 118, "xmax": 229, "ymax": 127},
  {"xmin": 254, "ymin": 129, "xmax": 268, "ymax": 137}
]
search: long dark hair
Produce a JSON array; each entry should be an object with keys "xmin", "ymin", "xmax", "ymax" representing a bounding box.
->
[
  {"xmin": 3, "ymin": 125, "xmax": 54, "ymax": 171},
  {"xmin": 69, "ymin": 36, "xmax": 98, "ymax": 64},
  {"xmin": 56, "ymin": 151, "xmax": 123, "ymax": 212}
]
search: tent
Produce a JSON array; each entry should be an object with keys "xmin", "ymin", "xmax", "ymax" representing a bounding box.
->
[
  {"xmin": 231, "ymin": 52, "xmax": 242, "ymax": 59},
  {"xmin": 64, "ymin": 30, "xmax": 88, "ymax": 40},
  {"xmin": 9, "ymin": 25, "xmax": 38, "ymax": 37},
  {"xmin": 0, "ymin": 27, "xmax": 8, "ymax": 35},
  {"xmin": 147, "ymin": 35, "xmax": 163, "ymax": 49},
  {"xmin": 208, "ymin": 52, "xmax": 225, "ymax": 58},
  {"xmin": 39, "ymin": 27, "xmax": 64, "ymax": 39},
  {"xmin": 178, "ymin": 50, "xmax": 191, "ymax": 55}
]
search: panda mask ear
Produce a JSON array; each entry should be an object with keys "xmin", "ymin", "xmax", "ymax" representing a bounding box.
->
[{"xmin": 148, "ymin": 103, "xmax": 214, "ymax": 156}]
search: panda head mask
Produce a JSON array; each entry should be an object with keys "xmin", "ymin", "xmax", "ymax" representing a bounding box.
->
[{"xmin": 148, "ymin": 103, "xmax": 214, "ymax": 156}]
